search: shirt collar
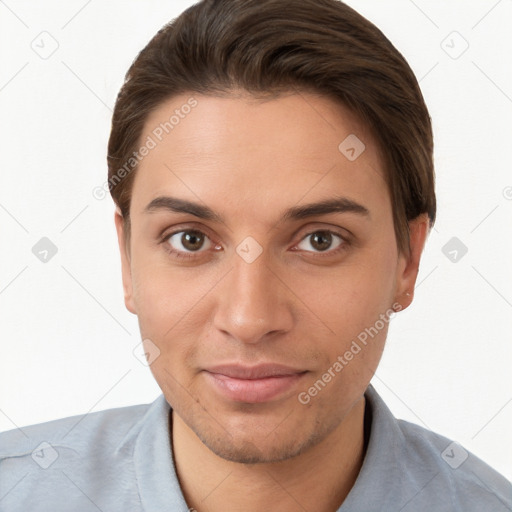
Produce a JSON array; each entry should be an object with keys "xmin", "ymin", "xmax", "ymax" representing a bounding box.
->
[
  {"xmin": 133, "ymin": 394, "xmax": 189, "ymax": 510},
  {"xmin": 338, "ymin": 384, "xmax": 405, "ymax": 509}
]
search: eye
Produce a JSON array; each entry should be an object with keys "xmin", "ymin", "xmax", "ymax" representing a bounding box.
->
[
  {"xmin": 165, "ymin": 229, "xmax": 214, "ymax": 257},
  {"xmin": 295, "ymin": 230, "xmax": 345, "ymax": 253}
]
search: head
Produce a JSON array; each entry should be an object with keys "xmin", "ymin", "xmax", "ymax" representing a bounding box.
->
[{"xmin": 108, "ymin": 0, "xmax": 435, "ymax": 463}]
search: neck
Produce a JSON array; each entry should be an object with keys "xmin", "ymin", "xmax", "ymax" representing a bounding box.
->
[{"xmin": 171, "ymin": 396, "xmax": 367, "ymax": 512}]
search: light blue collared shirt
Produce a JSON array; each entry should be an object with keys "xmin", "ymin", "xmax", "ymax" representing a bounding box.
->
[{"xmin": 1, "ymin": 385, "xmax": 510, "ymax": 511}]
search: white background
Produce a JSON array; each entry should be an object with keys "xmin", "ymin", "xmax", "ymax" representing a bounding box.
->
[{"xmin": 1, "ymin": 0, "xmax": 511, "ymax": 481}]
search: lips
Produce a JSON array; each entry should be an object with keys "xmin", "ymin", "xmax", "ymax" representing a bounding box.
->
[
  {"xmin": 205, "ymin": 363, "xmax": 305, "ymax": 379},
  {"xmin": 203, "ymin": 364, "xmax": 307, "ymax": 403}
]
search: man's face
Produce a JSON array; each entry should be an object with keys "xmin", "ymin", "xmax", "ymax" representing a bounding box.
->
[{"xmin": 116, "ymin": 91, "xmax": 423, "ymax": 463}]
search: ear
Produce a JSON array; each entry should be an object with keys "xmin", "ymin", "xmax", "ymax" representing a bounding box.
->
[
  {"xmin": 114, "ymin": 208, "xmax": 137, "ymax": 314},
  {"xmin": 393, "ymin": 214, "xmax": 430, "ymax": 311}
]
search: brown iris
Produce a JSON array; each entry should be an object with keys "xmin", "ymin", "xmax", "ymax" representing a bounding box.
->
[
  {"xmin": 309, "ymin": 231, "xmax": 334, "ymax": 251},
  {"xmin": 180, "ymin": 231, "xmax": 205, "ymax": 251}
]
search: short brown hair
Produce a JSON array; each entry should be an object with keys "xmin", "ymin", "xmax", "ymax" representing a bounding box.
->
[{"xmin": 107, "ymin": 0, "xmax": 436, "ymax": 255}]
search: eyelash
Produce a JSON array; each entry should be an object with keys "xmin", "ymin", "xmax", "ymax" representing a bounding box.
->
[{"xmin": 160, "ymin": 227, "xmax": 350, "ymax": 260}]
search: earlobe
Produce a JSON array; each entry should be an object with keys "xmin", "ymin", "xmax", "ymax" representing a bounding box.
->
[
  {"xmin": 393, "ymin": 214, "xmax": 430, "ymax": 311},
  {"xmin": 114, "ymin": 209, "xmax": 137, "ymax": 315}
]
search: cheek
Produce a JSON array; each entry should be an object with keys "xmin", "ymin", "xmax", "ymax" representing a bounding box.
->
[
  {"xmin": 131, "ymin": 267, "xmax": 170, "ymax": 331},
  {"xmin": 130, "ymin": 244, "xmax": 193, "ymax": 322},
  {"xmin": 310, "ymin": 251, "xmax": 397, "ymax": 373},
  {"xmin": 319, "ymin": 256, "xmax": 396, "ymax": 322},
  {"xmin": 132, "ymin": 267, "xmax": 200, "ymax": 399},
  {"xmin": 129, "ymin": 255, "xmax": 214, "ymax": 369}
]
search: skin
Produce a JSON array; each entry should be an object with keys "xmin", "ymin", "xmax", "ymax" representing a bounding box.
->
[{"xmin": 115, "ymin": 91, "xmax": 429, "ymax": 512}]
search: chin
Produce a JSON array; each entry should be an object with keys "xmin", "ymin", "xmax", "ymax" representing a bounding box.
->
[
  {"xmin": 194, "ymin": 421, "xmax": 324, "ymax": 465},
  {"xmin": 202, "ymin": 436, "xmax": 310, "ymax": 465}
]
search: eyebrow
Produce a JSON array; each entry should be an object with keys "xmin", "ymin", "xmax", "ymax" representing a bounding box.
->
[{"xmin": 143, "ymin": 195, "xmax": 370, "ymax": 223}]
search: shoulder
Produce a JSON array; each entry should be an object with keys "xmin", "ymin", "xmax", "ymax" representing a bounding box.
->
[
  {"xmin": 0, "ymin": 401, "xmax": 150, "ymax": 460},
  {"xmin": 355, "ymin": 385, "xmax": 512, "ymax": 512},
  {"xmin": 0, "ymin": 399, "xmax": 160, "ymax": 511},
  {"xmin": 396, "ymin": 418, "xmax": 512, "ymax": 510}
]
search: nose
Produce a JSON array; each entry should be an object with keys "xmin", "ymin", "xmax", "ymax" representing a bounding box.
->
[{"xmin": 213, "ymin": 252, "xmax": 294, "ymax": 345}]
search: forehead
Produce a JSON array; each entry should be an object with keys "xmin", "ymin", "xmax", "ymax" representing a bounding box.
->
[{"xmin": 130, "ymin": 92, "xmax": 389, "ymax": 224}]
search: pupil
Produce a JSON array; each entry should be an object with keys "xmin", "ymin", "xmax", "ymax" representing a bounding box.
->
[
  {"xmin": 311, "ymin": 231, "xmax": 332, "ymax": 251},
  {"xmin": 182, "ymin": 231, "xmax": 204, "ymax": 251}
]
